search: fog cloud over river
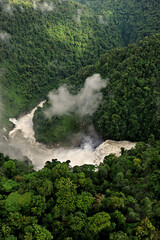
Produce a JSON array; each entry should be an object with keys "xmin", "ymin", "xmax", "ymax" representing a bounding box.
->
[
  {"xmin": 5, "ymin": 101, "xmax": 135, "ymax": 170},
  {"xmin": 0, "ymin": 74, "xmax": 135, "ymax": 169}
]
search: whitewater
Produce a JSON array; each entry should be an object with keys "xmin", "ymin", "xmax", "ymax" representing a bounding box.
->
[{"xmin": 7, "ymin": 101, "xmax": 136, "ymax": 170}]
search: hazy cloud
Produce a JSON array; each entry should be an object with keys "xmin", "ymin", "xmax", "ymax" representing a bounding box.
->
[
  {"xmin": 2, "ymin": 2, "xmax": 14, "ymax": 15},
  {"xmin": 40, "ymin": 2, "xmax": 54, "ymax": 11},
  {"xmin": 19, "ymin": 5, "xmax": 25, "ymax": 12},
  {"xmin": 77, "ymin": 9, "xmax": 82, "ymax": 24},
  {"xmin": 45, "ymin": 74, "xmax": 107, "ymax": 118},
  {"xmin": 33, "ymin": 0, "xmax": 54, "ymax": 12},
  {"xmin": 0, "ymin": 32, "xmax": 11, "ymax": 41},
  {"xmin": 99, "ymin": 15, "xmax": 108, "ymax": 25}
]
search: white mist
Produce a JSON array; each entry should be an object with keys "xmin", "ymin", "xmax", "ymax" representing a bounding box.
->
[{"xmin": 7, "ymin": 102, "xmax": 136, "ymax": 170}]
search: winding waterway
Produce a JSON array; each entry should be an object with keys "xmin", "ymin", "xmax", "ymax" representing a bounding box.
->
[{"xmin": 7, "ymin": 102, "xmax": 136, "ymax": 170}]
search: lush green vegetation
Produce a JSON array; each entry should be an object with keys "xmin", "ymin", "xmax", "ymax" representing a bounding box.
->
[
  {"xmin": 93, "ymin": 33, "xmax": 160, "ymax": 142},
  {"xmin": 0, "ymin": 139, "xmax": 160, "ymax": 239},
  {"xmin": 33, "ymin": 34, "xmax": 160, "ymax": 144},
  {"xmin": 33, "ymin": 104, "xmax": 90, "ymax": 145},
  {"xmin": 33, "ymin": 98, "xmax": 93, "ymax": 145},
  {"xmin": 75, "ymin": 0, "xmax": 160, "ymax": 45},
  {"xmin": 0, "ymin": 0, "xmax": 121, "ymax": 125},
  {"xmin": 1, "ymin": 0, "xmax": 160, "ymax": 238},
  {"xmin": 1, "ymin": 0, "xmax": 160, "ymax": 126}
]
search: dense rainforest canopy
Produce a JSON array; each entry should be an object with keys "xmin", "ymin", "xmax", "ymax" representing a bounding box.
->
[
  {"xmin": 0, "ymin": 139, "xmax": 160, "ymax": 239},
  {"xmin": 32, "ymin": 0, "xmax": 160, "ymax": 145},
  {"xmin": 33, "ymin": 33, "xmax": 160, "ymax": 144},
  {"xmin": 1, "ymin": 0, "xmax": 160, "ymax": 126},
  {"xmin": 74, "ymin": 0, "xmax": 160, "ymax": 45},
  {"xmin": 0, "ymin": 0, "xmax": 122, "ymax": 124},
  {"xmin": 0, "ymin": 0, "xmax": 160, "ymax": 239}
]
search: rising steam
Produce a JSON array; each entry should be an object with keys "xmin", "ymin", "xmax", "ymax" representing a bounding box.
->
[
  {"xmin": 45, "ymin": 74, "xmax": 107, "ymax": 118},
  {"xmin": 0, "ymin": 32, "xmax": 11, "ymax": 41},
  {"xmin": 99, "ymin": 15, "xmax": 108, "ymax": 26},
  {"xmin": 33, "ymin": 0, "xmax": 54, "ymax": 12},
  {"xmin": 77, "ymin": 9, "xmax": 82, "ymax": 24},
  {"xmin": 0, "ymin": 92, "xmax": 135, "ymax": 170}
]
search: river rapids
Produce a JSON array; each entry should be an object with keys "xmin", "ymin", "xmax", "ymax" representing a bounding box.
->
[{"xmin": 5, "ymin": 102, "xmax": 136, "ymax": 170}]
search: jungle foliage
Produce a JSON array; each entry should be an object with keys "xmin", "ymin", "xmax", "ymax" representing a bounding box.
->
[
  {"xmin": 33, "ymin": 34, "xmax": 160, "ymax": 144},
  {"xmin": 1, "ymin": 0, "xmax": 160, "ymax": 126},
  {"xmin": 1, "ymin": 0, "xmax": 160, "ymax": 239},
  {"xmin": 0, "ymin": 139, "xmax": 160, "ymax": 239},
  {"xmin": 93, "ymin": 34, "xmax": 160, "ymax": 142},
  {"xmin": 74, "ymin": 0, "xmax": 160, "ymax": 45},
  {"xmin": 0, "ymin": 0, "xmax": 122, "ymax": 124}
]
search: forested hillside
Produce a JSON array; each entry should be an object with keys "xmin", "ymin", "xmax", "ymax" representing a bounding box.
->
[
  {"xmin": 75, "ymin": 0, "xmax": 160, "ymax": 45},
  {"xmin": 93, "ymin": 34, "xmax": 160, "ymax": 142},
  {"xmin": 33, "ymin": 34, "xmax": 160, "ymax": 144},
  {"xmin": 1, "ymin": 0, "xmax": 160, "ymax": 239},
  {"xmin": 1, "ymin": 0, "xmax": 160, "ymax": 126},
  {"xmin": 0, "ymin": 0, "xmax": 121, "ymax": 124},
  {"xmin": 0, "ymin": 139, "xmax": 160, "ymax": 239}
]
